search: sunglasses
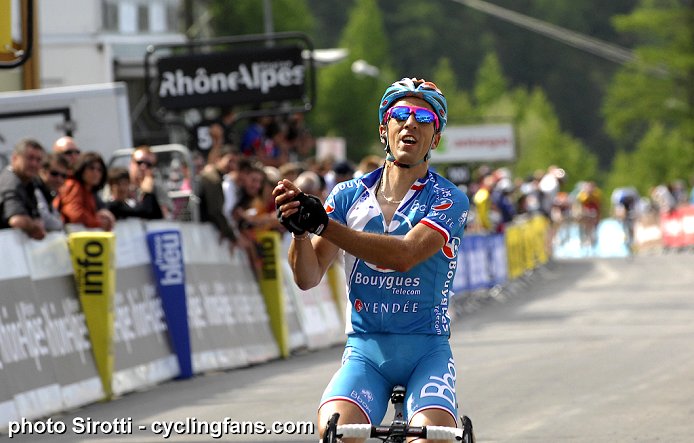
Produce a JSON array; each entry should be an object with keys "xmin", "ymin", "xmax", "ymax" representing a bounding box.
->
[
  {"xmin": 49, "ymin": 170, "xmax": 68, "ymax": 179},
  {"xmin": 385, "ymin": 105, "xmax": 440, "ymax": 130},
  {"xmin": 64, "ymin": 149, "xmax": 81, "ymax": 156},
  {"xmin": 135, "ymin": 159, "xmax": 154, "ymax": 168}
]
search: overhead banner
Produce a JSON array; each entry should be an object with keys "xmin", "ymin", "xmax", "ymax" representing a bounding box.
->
[
  {"xmin": 432, "ymin": 123, "xmax": 516, "ymax": 163},
  {"xmin": 157, "ymin": 45, "xmax": 306, "ymax": 110}
]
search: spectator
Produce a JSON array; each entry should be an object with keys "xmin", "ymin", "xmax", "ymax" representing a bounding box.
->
[
  {"xmin": 472, "ymin": 174, "xmax": 498, "ymax": 232},
  {"xmin": 198, "ymin": 145, "xmax": 249, "ymax": 251},
  {"xmin": 517, "ymin": 171, "xmax": 543, "ymax": 215},
  {"xmin": 105, "ymin": 167, "xmax": 163, "ymax": 220},
  {"xmin": 35, "ymin": 152, "xmax": 69, "ymax": 232},
  {"xmin": 284, "ymin": 112, "xmax": 314, "ymax": 160},
  {"xmin": 232, "ymin": 159, "xmax": 269, "ymax": 229},
  {"xmin": 55, "ymin": 151, "xmax": 115, "ymax": 231},
  {"xmin": 650, "ymin": 184, "xmax": 676, "ymax": 215},
  {"xmin": 278, "ymin": 161, "xmax": 305, "ymax": 182},
  {"xmin": 324, "ymin": 160, "xmax": 355, "ymax": 193},
  {"xmin": 239, "ymin": 115, "xmax": 272, "ymax": 157},
  {"xmin": 539, "ymin": 165, "xmax": 566, "ymax": 218},
  {"xmin": 0, "ymin": 138, "xmax": 46, "ymax": 239},
  {"xmin": 128, "ymin": 146, "xmax": 172, "ymax": 219},
  {"xmin": 230, "ymin": 159, "xmax": 274, "ymax": 277},
  {"xmin": 294, "ymin": 170, "xmax": 324, "ymax": 200},
  {"xmin": 52, "ymin": 136, "xmax": 81, "ymax": 173},
  {"xmin": 257, "ymin": 119, "xmax": 289, "ymax": 167},
  {"xmin": 491, "ymin": 177, "xmax": 516, "ymax": 232},
  {"xmin": 356, "ymin": 154, "xmax": 383, "ymax": 178}
]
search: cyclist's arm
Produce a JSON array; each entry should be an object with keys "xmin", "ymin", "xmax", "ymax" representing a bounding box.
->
[
  {"xmin": 321, "ymin": 220, "xmax": 445, "ymax": 273},
  {"xmin": 288, "ymin": 235, "xmax": 339, "ymax": 290}
]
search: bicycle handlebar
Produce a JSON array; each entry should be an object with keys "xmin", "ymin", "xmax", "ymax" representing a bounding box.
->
[{"xmin": 336, "ymin": 423, "xmax": 464, "ymax": 440}]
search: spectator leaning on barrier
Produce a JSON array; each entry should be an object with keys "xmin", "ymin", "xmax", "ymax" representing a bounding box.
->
[
  {"xmin": 105, "ymin": 167, "xmax": 163, "ymax": 220},
  {"xmin": 275, "ymin": 77, "xmax": 470, "ymax": 438},
  {"xmin": 52, "ymin": 136, "xmax": 81, "ymax": 174},
  {"xmin": 198, "ymin": 144, "xmax": 251, "ymax": 252},
  {"xmin": 128, "ymin": 146, "xmax": 173, "ymax": 219},
  {"xmin": 232, "ymin": 158, "xmax": 273, "ymax": 231},
  {"xmin": 55, "ymin": 151, "xmax": 115, "ymax": 231},
  {"xmin": 35, "ymin": 152, "xmax": 69, "ymax": 232},
  {"xmin": 0, "ymin": 138, "xmax": 46, "ymax": 240}
]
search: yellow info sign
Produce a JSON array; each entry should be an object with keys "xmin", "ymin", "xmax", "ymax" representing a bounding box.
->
[
  {"xmin": 68, "ymin": 231, "xmax": 117, "ymax": 399},
  {"xmin": 0, "ymin": 0, "xmax": 11, "ymax": 52}
]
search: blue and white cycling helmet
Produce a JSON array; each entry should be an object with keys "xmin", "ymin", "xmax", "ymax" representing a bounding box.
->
[{"xmin": 379, "ymin": 78, "xmax": 448, "ymax": 133}]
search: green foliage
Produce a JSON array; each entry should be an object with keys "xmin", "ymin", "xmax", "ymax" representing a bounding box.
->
[
  {"xmin": 209, "ymin": 0, "xmax": 314, "ymax": 36},
  {"xmin": 603, "ymin": 0, "xmax": 694, "ymax": 191},
  {"xmin": 608, "ymin": 123, "xmax": 693, "ymax": 196},
  {"xmin": 474, "ymin": 53, "xmax": 508, "ymax": 107},
  {"xmin": 309, "ymin": 0, "xmax": 391, "ymax": 161},
  {"xmin": 511, "ymin": 88, "xmax": 599, "ymax": 190},
  {"xmin": 432, "ymin": 58, "xmax": 474, "ymax": 125},
  {"xmin": 202, "ymin": 1, "xmax": 691, "ymax": 191}
]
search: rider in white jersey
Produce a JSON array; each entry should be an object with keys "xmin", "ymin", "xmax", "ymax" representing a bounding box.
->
[{"xmin": 274, "ymin": 78, "xmax": 469, "ymax": 443}]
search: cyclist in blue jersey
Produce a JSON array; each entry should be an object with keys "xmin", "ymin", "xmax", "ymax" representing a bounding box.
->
[{"xmin": 274, "ymin": 78, "xmax": 470, "ymax": 442}]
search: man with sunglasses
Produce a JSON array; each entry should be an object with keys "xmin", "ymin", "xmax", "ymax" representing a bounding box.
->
[
  {"xmin": 35, "ymin": 153, "xmax": 70, "ymax": 231},
  {"xmin": 275, "ymin": 78, "xmax": 471, "ymax": 442},
  {"xmin": 52, "ymin": 136, "xmax": 81, "ymax": 173},
  {"xmin": 128, "ymin": 146, "xmax": 171, "ymax": 219}
]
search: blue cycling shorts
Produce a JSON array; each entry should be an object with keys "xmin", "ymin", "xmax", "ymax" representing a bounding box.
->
[{"xmin": 319, "ymin": 333, "xmax": 458, "ymax": 425}]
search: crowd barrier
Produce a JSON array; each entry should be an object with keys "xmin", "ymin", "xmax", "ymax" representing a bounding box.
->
[
  {"xmin": 659, "ymin": 205, "xmax": 694, "ymax": 249},
  {"xmin": 0, "ymin": 215, "xmax": 549, "ymax": 431},
  {"xmin": 452, "ymin": 214, "xmax": 549, "ymax": 296}
]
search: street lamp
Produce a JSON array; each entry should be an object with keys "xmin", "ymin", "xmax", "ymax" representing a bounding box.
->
[{"xmin": 351, "ymin": 59, "xmax": 380, "ymax": 78}]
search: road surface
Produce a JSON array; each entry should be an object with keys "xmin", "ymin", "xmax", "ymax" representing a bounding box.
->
[{"xmin": 3, "ymin": 254, "xmax": 694, "ymax": 442}]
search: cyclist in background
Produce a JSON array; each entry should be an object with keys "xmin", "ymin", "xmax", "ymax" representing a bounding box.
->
[
  {"xmin": 611, "ymin": 187, "xmax": 639, "ymax": 254},
  {"xmin": 576, "ymin": 181, "xmax": 602, "ymax": 251},
  {"xmin": 275, "ymin": 78, "xmax": 469, "ymax": 442}
]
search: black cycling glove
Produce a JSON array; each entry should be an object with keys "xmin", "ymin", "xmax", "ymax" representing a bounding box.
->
[{"xmin": 277, "ymin": 193, "xmax": 329, "ymax": 236}]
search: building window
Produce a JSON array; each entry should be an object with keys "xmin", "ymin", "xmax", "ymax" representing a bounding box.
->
[
  {"xmin": 102, "ymin": 1, "xmax": 119, "ymax": 31},
  {"xmin": 102, "ymin": 0, "xmax": 181, "ymax": 34},
  {"xmin": 137, "ymin": 4, "xmax": 149, "ymax": 32}
]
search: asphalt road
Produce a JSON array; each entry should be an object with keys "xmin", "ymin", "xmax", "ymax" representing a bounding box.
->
[{"xmin": 3, "ymin": 254, "xmax": 694, "ymax": 442}]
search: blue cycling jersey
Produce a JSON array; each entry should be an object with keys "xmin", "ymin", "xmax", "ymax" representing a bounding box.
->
[{"xmin": 325, "ymin": 167, "xmax": 469, "ymax": 336}]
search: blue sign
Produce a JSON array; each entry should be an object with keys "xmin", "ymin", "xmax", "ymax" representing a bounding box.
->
[{"xmin": 146, "ymin": 229, "xmax": 192, "ymax": 378}]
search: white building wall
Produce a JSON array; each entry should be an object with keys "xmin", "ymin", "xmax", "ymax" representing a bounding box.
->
[{"xmin": 37, "ymin": 0, "xmax": 184, "ymax": 88}]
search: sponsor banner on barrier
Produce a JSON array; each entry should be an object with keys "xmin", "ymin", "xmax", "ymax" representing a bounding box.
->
[
  {"xmin": 505, "ymin": 224, "xmax": 525, "ymax": 279},
  {"xmin": 228, "ymin": 245, "xmax": 280, "ymax": 363},
  {"xmin": 276, "ymin": 232, "xmax": 309, "ymax": 351},
  {"xmin": 257, "ymin": 231, "xmax": 290, "ymax": 358},
  {"xmin": 0, "ymin": 230, "xmax": 62, "ymax": 421},
  {"xmin": 146, "ymin": 228, "xmax": 193, "ymax": 379},
  {"xmin": 281, "ymin": 261, "xmax": 344, "ymax": 350},
  {"xmin": 25, "ymin": 232, "xmax": 105, "ymax": 410},
  {"xmin": 327, "ymin": 261, "xmax": 347, "ymax": 332},
  {"xmin": 67, "ymin": 230, "xmax": 116, "ymax": 400},
  {"xmin": 464, "ymin": 235, "xmax": 492, "ymax": 291},
  {"xmin": 660, "ymin": 205, "xmax": 694, "ymax": 248},
  {"xmin": 180, "ymin": 223, "xmax": 249, "ymax": 372},
  {"xmin": 488, "ymin": 234, "xmax": 508, "ymax": 286},
  {"xmin": 112, "ymin": 221, "xmax": 178, "ymax": 396}
]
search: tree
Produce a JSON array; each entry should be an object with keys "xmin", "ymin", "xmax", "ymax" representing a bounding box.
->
[
  {"xmin": 474, "ymin": 53, "xmax": 508, "ymax": 108},
  {"xmin": 511, "ymin": 88, "xmax": 599, "ymax": 190},
  {"xmin": 209, "ymin": 0, "xmax": 314, "ymax": 37},
  {"xmin": 603, "ymin": 0, "xmax": 694, "ymax": 192},
  {"xmin": 310, "ymin": 0, "xmax": 391, "ymax": 161},
  {"xmin": 432, "ymin": 57, "xmax": 474, "ymax": 126}
]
